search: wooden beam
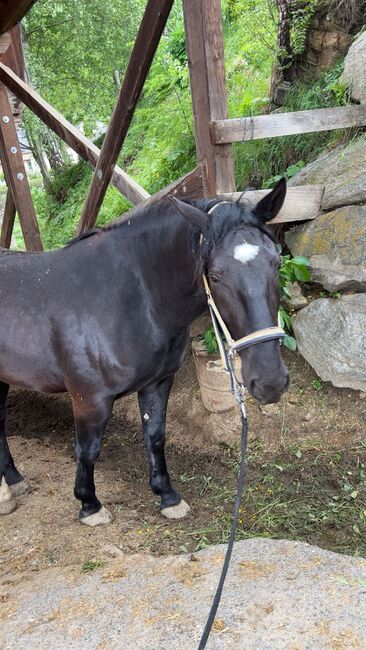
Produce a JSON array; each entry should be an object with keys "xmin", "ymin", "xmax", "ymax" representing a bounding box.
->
[
  {"xmin": 0, "ymin": 62, "xmax": 149, "ymax": 205},
  {"xmin": 221, "ymin": 185, "xmax": 324, "ymax": 224},
  {"xmin": 0, "ymin": 84, "xmax": 42, "ymax": 250},
  {"xmin": 0, "ymin": 1, "xmax": 37, "ymax": 35},
  {"xmin": 211, "ymin": 105, "xmax": 366, "ymax": 144},
  {"xmin": 2, "ymin": 25, "xmax": 26, "ymax": 79},
  {"xmin": 77, "ymin": 0, "xmax": 174, "ymax": 234},
  {"xmin": 182, "ymin": 0, "xmax": 235, "ymax": 195},
  {"xmin": 0, "ymin": 189, "xmax": 16, "ymax": 248}
]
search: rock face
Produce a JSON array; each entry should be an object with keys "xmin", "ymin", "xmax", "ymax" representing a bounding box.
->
[
  {"xmin": 285, "ymin": 205, "xmax": 366, "ymax": 292},
  {"xmin": 288, "ymin": 136, "xmax": 366, "ymax": 211},
  {"xmin": 342, "ymin": 31, "xmax": 366, "ymax": 105},
  {"xmin": 2, "ymin": 539, "xmax": 366, "ymax": 649},
  {"xmin": 293, "ymin": 295, "xmax": 366, "ymax": 391}
]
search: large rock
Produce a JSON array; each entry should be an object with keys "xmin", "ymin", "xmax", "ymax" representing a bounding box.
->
[
  {"xmin": 342, "ymin": 31, "xmax": 366, "ymax": 105},
  {"xmin": 2, "ymin": 539, "xmax": 366, "ymax": 649},
  {"xmin": 285, "ymin": 205, "xmax": 366, "ymax": 292},
  {"xmin": 288, "ymin": 136, "xmax": 366, "ymax": 210},
  {"xmin": 293, "ymin": 294, "xmax": 366, "ymax": 391}
]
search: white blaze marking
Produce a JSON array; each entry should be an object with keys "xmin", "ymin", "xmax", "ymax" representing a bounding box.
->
[{"xmin": 234, "ymin": 242, "xmax": 259, "ymax": 265}]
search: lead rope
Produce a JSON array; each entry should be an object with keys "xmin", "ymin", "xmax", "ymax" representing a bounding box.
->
[{"xmin": 197, "ymin": 304, "xmax": 248, "ymax": 650}]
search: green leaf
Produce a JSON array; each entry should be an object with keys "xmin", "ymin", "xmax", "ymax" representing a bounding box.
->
[
  {"xmin": 293, "ymin": 266, "xmax": 311, "ymax": 282},
  {"xmin": 291, "ymin": 256, "xmax": 310, "ymax": 266},
  {"xmin": 284, "ymin": 335, "xmax": 297, "ymax": 351}
]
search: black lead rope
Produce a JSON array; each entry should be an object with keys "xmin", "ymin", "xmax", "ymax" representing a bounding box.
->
[
  {"xmin": 197, "ymin": 408, "xmax": 247, "ymax": 650},
  {"xmin": 197, "ymin": 309, "xmax": 249, "ymax": 650}
]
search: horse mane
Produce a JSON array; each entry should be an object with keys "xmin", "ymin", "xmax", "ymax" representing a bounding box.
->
[{"xmin": 66, "ymin": 196, "xmax": 274, "ymax": 254}]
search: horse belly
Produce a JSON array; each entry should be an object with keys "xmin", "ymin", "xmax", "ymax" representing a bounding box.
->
[{"xmin": 0, "ymin": 314, "xmax": 65, "ymax": 393}]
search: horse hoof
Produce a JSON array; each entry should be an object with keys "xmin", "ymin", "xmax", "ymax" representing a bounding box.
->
[
  {"xmin": 161, "ymin": 499, "xmax": 191, "ymax": 520},
  {"xmin": 80, "ymin": 506, "xmax": 113, "ymax": 527},
  {"xmin": 10, "ymin": 479, "xmax": 31, "ymax": 497},
  {"xmin": 0, "ymin": 478, "xmax": 17, "ymax": 515}
]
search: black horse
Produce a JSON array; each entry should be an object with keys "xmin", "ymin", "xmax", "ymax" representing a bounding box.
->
[{"xmin": 0, "ymin": 179, "xmax": 289, "ymax": 525}]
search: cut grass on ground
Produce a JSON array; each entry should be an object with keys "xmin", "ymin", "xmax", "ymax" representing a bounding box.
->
[{"xmin": 136, "ymin": 444, "xmax": 366, "ymax": 558}]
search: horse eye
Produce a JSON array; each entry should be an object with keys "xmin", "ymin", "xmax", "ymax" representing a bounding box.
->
[{"xmin": 209, "ymin": 274, "xmax": 220, "ymax": 284}]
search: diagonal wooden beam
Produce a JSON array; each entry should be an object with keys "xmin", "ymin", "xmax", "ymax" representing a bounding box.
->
[
  {"xmin": 77, "ymin": 0, "xmax": 174, "ymax": 234},
  {"xmin": 0, "ymin": 84, "xmax": 42, "ymax": 250},
  {"xmin": 0, "ymin": 62, "xmax": 149, "ymax": 206},
  {"xmin": 0, "ymin": 188, "xmax": 16, "ymax": 248},
  {"xmin": 109, "ymin": 165, "xmax": 204, "ymax": 225}
]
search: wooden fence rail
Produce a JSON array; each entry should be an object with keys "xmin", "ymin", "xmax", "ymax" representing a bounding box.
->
[{"xmin": 211, "ymin": 105, "xmax": 366, "ymax": 144}]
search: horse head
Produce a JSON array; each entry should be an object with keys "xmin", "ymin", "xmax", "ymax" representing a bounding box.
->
[{"xmin": 171, "ymin": 178, "xmax": 289, "ymax": 404}]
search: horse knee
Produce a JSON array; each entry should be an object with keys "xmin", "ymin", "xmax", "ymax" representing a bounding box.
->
[{"xmin": 75, "ymin": 438, "xmax": 101, "ymax": 465}]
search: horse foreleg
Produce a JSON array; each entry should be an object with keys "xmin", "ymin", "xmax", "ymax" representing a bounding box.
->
[
  {"xmin": 138, "ymin": 376, "xmax": 190, "ymax": 520},
  {"xmin": 72, "ymin": 394, "xmax": 114, "ymax": 527},
  {"xmin": 0, "ymin": 381, "xmax": 29, "ymax": 515}
]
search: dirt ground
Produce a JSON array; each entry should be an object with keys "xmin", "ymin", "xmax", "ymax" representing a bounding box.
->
[{"xmin": 1, "ymin": 348, "xmax": 365, "ymax": 592}]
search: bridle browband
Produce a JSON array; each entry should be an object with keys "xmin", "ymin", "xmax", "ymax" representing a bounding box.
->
[{"xmin": 197, "ymin": 201, "xmax": 285, "ymax": 650}]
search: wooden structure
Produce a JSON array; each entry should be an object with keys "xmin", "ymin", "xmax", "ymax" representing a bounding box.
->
[{"xmin": 0, "ymin": 0, "xmax": 365, "ymax": 250}]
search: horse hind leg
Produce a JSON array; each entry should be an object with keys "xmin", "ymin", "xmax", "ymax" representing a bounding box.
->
[
  {"xmin": 72, "ymin": 393, "xmax": 114, "ymax": 527},
  {"xmin": 0, "ymin": 381, "xmax": 29, "ymax": 515},
  {"xmin": 138, "ymin": 376, "xmax": 191, "ymax": 520}
]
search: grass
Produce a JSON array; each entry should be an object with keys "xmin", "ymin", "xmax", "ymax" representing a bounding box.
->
[
  {"xmin": 82, "ymin": 559, "xmax": 106, "ymax": 572},
  {"xmin": 136, "ymin": 443, "xmax": 366, "ymax": 558}
]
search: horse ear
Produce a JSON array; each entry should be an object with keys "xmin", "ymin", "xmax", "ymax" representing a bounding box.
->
[
  {"xmin": 169, "ymin": 196, "xmax": 209, "ymax": 233},
  {"xmin": 253, "ymin": 177, "xmax": 286, "ymax": 223}
]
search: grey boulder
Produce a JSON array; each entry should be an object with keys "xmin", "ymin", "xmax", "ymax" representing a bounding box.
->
[
  {"xmin": 285, "ymin": 205, "xmax": 366, "ymax": 292},
  {"xmin": 288, "ymin": 136, "xmax": 366, "ymax": 211},
  {"xmin": 342, "ymin": 31, "xmax": 366, "ymax": 105},
  {"xmin": 293, "ymin": 294, "xmax": 366, "ymax": 391}
]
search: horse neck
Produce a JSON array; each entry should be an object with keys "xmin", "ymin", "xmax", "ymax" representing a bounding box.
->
[{"xmin": 116, "ymin": 211, "xmax": 207, "ymax": 328}]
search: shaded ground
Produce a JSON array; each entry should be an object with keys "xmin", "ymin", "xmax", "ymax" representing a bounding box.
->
[
  {"xmin": 1, "ymin": 539, "xmax": 366, "ymax": 649},
  {"xmin": 1, "ymin": 350, "xmax": 365, "ymax": 590}
]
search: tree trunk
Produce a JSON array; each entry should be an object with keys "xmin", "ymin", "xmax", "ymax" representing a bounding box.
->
[
  {"xmin": 270, "ymin": 0, "xmax": 294, "ymax": 107},
  {"xmin": 25, "ymin": 122, "xmax": 52, "ymax": 193}
]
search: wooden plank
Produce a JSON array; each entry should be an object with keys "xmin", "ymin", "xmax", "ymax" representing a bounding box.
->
[
  {"xmin": 182, "ymin": 0, "xmax": 235, "ymax": 195},
  {"xmin": 211, "ymin": 105, "xmax": 366, "ymax": 144},
  {"xmin": 0, "ymin": 188, "xmax": 16, "ymax": 248},
  {"xmin": 221, "ymin": 185, "xmax": 324, "ymax": 224},
  {"xmin": 0, "ymin": 1, "xmax": 37, "ymax": 35},
  {"xmin": 77, "ymin": 0, "xmax": 174, "ymax": 234},
  {"xmin": 0, "ymin": 62, "xmax": 149, "ymax": 205},
  {"xmin": 0, "ymin": 83, "xmax": 42, "ymax": 250}
]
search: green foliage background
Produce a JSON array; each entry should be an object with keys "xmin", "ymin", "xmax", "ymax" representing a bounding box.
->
[{"xmin": 11, "ymin": 0, "xmax": 353, "ymax": 249}]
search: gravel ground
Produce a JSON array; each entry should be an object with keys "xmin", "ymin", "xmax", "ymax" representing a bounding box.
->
[{"xmin": 1, "ymin": 538, "xmax": 365, "ymax": 649}]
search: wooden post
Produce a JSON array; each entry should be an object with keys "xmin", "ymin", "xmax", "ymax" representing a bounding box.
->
[
  {"xmin": 182, "ymin": 0, "xmax": 235, "ymax": 195},
  {"xmin": 0, "ymin": 189, "xmax": 16, "ymax": 248},
  {"xmin": 0, "ymin": 84, "xmax": 42, "ymax": 251},
  {"xmin": 77, "ymin": 0, "xmax": 174, "ymax": 234}
]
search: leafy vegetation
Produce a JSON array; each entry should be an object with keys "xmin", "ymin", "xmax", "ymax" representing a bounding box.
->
[{"xmin": 279, "ymin": 254, "xmax": 311, "ymax": 350}]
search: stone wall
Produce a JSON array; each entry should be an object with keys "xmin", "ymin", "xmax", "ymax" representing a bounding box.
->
[{"xmin": 284, "ymin": 30, "xmax": 366, "ymax": 392}]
